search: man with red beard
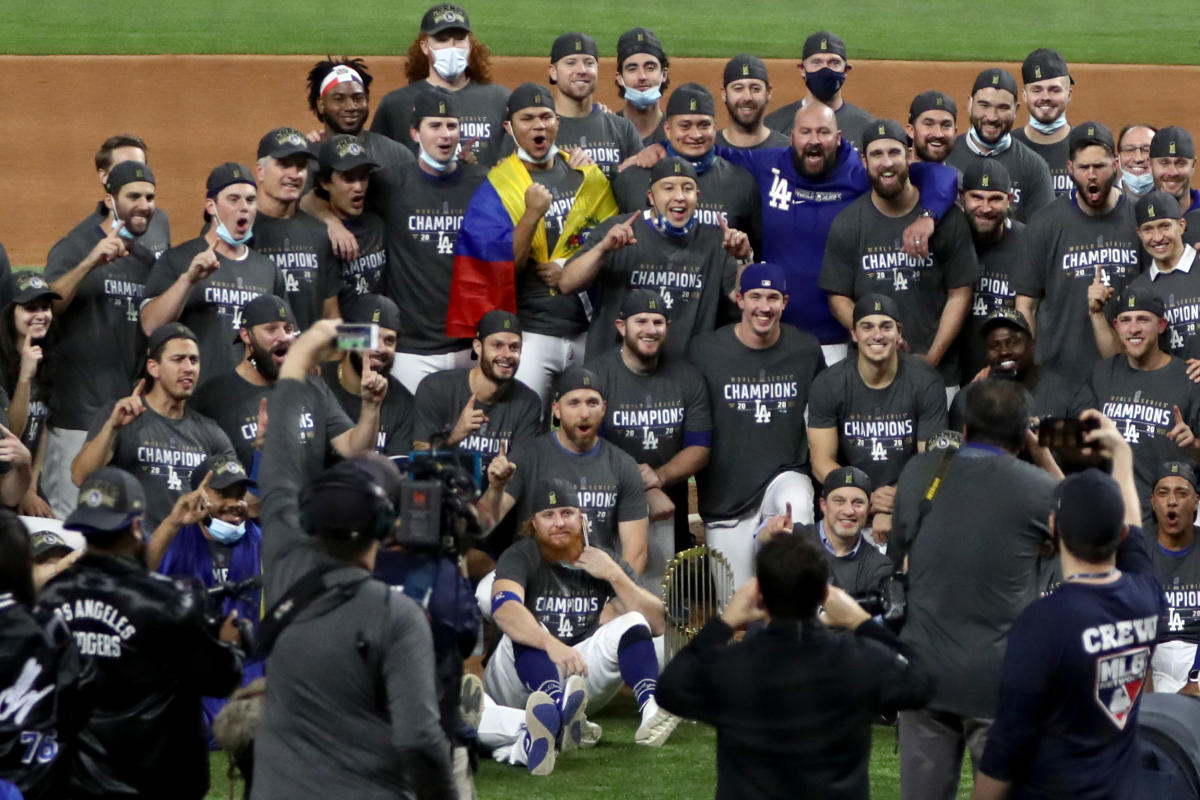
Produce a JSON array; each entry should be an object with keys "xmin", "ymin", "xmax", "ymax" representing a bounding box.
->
[
  {"xmin": 143, "ymin": 163, "xmax": 285, "ymax": 384},
  {"xmin": 821, "ymin": 120, "xmax": 979, "ymax": 388},
  {"xmin": 482, "ymin": 477, "xmax": 676, "ymax": 776},
  {"xmin": 1013, "ymin": 122, "xmax": 1143, "ymax": 385},
  {"xmin": 412, "ymin": 309, "xmax": 541, "ymax": 473},
  {"xmin": 956, "ymin": 160, "xmax": 1026, "ymax": 380},
  {"xmin": 906, "ymin": 90, "xmax": 957, "ymax": 165},
  {"xmin": 716, "ymin": 54, "xmax": 789, "ymax": 152},
  {"xmin": 71, "ymin": 324, "xmax": 238, "ymax": 534},
  {"xmin": 1091, "ymin": 287, "xmax": 1200, "ymax": 512},
  {"xmin": 191, "ymin": 294, "xmax": 385, "ymax": 480},
  {"xmin": 479, "ymin": 366, "xmax": 649, "ymax": 575}
]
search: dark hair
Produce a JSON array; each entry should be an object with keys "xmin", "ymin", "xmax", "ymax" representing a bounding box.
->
[
  {"xmin": 95, "ymin": 134, "xmax": 148, "ymax": 172},
  {"xmin": 306, "ymin": 56, "xmax": 375, "ymax": 122},
  {"xmin": 312, "ymin": 168, "xmax": 333, "ymax": 201},
  {"xmin": 755, "ymin": 533, "xmax": 829, "ymax": 620},
  {"xmin": 404, "ymin": 32, "xmax": 493, "ymax": 85},
  {"xmin": 84, "ymin": 524, "xmax": 136, "ymax": 551},
  {"xmin": 1058, "ymin": 526, "xmax": 1120, "ymax": 564},
  {"xmin": 0, "ymin": 298, "xmax": 55, "ymax": 407},
  {"xmin": 0, "ymin": 509, "xmax": 35, "ymax": 607},
  {"xmin": 142, "ymin": 333, "xmax": 196, "ymax": 392},
  {"xmin": 1118, "ymin": 123, "xmax": 1158, "ymax": 147},
  {"xmin": 961, "ymin": 378, "xmax": 1032, "ymax": 452}
]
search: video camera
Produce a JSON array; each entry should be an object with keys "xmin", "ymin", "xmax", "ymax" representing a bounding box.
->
[
  {"xmin": 392, "ymin": 449, "xmax": 483, "ymax": 557},
  {"xmin": 199, "ymin": 575, "xmax": 261, "ymax": 652},
  {"xmin": 853, "ymin": 573, "xmax": 908, "ymax": 632}
]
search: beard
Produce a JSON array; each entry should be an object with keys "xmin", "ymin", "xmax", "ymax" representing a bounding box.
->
[
  {"xmin": 869, "ymin": 168, "xmax": 909, "ymax": 199},
  {"xmin": 795, "ymin": 141, "xmax": 838, "ymax": 178},
  {"xmin": 250, "ymin": 339, "xmax": 282, "ymax": 383}
]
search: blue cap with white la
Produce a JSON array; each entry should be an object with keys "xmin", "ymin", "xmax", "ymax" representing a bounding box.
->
[{"xmin": 739, "ymin": 262, "xmax": 787, "ymax": 294}]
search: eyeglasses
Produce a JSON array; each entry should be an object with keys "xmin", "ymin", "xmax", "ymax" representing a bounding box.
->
[{"xmin": 1119, "ymin": 145, "xmax": 1151, "ymax": 155}]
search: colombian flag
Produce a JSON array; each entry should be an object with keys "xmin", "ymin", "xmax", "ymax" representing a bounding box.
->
[{"xmin": 446, "ymin": 153, "xmax": 617, "ymax": 338}]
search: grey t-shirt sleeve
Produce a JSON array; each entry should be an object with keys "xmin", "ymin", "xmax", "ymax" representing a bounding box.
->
[
  {"xmin": 807, "ymin": 368, "xmax": 841, "ymax": 429},
  {"xmin": 1068, "ymin": 380, "xmax": 1098, "ymax": 417},
  {"xmin": 938, "ymin": 208, "xmax": 983, "ymax": 288},
  {"xmin": 144, "ymin": 246, "xmax": 187, "ymax": 298},
  {"xmin": 1011, "ymin": 218, "xmax": 1049, "ymax": 299},
  {"xmin": 411, "ymin": 377, "xmax": 449, "ymax": 445},
  {"xmin": 503, "ymin": 438, "xmax": 530, "ymax": 506},
  {"xmin": 494, "ymin": 539, "xmax": 537, "ymax": 586},
  {"xmin": 314, "ymin": 378, "xmax": 354, "ymax": 439},
  {"xmin": 916, "ymin": 368, "xmax": 949, "ymax": 439},
  {"xmin": 819, "ymin": 207, "xmax": 860, "ymax": 296},
  {"xmin": 615, "ymin": 451, "xmax": 648, "ymax": 523},
  {"xmin": 682, "ymin": 366, "xmax": 712, "ymax": 435}
]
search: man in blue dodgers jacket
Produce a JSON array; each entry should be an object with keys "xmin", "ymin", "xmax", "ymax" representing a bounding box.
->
[{"xmin": 715, "ymin": 102, "xmax": 959, "ymax": 362}]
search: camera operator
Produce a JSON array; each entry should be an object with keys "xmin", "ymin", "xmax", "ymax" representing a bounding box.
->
[
  {"xmin": 890, "ymin": 378, "xmax": 1060, "ymax": 800},
  {"xmin": 972, "ymin": 411, "xmax": 1167, "ymax": 799},
  {"xmin": 253, "ymin": 319, "xmax": 455, "ymax": 799},
  {"xmin": 36, "ymin": 466, "xmax": 244, "ymax": 800},
  {"xmin": 0, "ymin": 511, "xmax": 90, "ymax": 800},
  {"xmin": 657, "ymin": 534, "xmax": 934, "ymax": 800}
]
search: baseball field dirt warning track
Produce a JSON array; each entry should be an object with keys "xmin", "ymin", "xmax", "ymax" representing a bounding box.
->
[{"xmin": 8, "ymin": 55, "xmax": 1200, "ymax": 266}]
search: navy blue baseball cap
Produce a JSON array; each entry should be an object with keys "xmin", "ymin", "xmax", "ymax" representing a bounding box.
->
[
  {"xmin": 531, "ymin": 478, "xmax": 581, "ymax": 513},
  {"xmin": 739, "ymin": 262, "xmax": 787, "ymax": 294},
  {"xmin": 65, "ymin": 466, "xmax": 147, "ymax": 533},
  {"xmin": 1054, "ymin": 468, "xmax": 1125, "ymax": 550}
]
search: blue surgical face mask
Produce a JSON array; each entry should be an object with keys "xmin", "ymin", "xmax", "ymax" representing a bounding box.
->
[
  {"xmin": 418, "ymin": 143, "xmax": 456, "ymax": 173},
  {"xmin": 1028, "ymin": 115, "xmax": 1068, "ymax": 135},
  {"xmin": 109, "ymin": 216, "xmax": 137, "ymax": 241},
  {"xmin": 651, "ymin": 212, "xmax": 696, "ymax": 239},
  {"xmin": 1122, "ymin": 169, "xmax": 1154, "ymax": 196},
  {"xmin": 431, "ymin": 45, "xmax": 469, "ymax": 82},
  {"xmin": 804, "ymin": 67, "xmax": 846, "ymax": 102},
  {"xmin": 207, "ymin": 516, "xmax": 247, "ymax": 545},
  {"xmin": 212, "ymin": 208, "xmax": 252, "ymax": 247},
  {"xmin": 621, "ymin": 81, "xmax": 662, "ymax": 110}
]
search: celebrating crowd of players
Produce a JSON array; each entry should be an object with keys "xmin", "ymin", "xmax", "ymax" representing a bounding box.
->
[{"xmin": 3, "ymin": 3, "xmax": 1200, "ymax": 799}]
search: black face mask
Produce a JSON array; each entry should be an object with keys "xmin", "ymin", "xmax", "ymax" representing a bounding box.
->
[{"xmin": 805, "ymin": 67, "xmax": 846, "ymax": 102}]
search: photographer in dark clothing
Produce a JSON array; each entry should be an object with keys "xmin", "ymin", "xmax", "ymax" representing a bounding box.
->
[
  {"xmin": 252, "ymin": 319, "xmax": 455, "ymax": 800},
  {"xmin": 37, "ymin": 466, "xmax": 243, "ymax": 799}
]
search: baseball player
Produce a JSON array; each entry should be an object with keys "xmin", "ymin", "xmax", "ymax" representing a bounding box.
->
[
  {"xmin": 371, "ymin": 3, "xmax": 510, "ymax": 167},
  {"xmin": 251, "ymin": 127, "xmax": 339, "ymax": 330},
  {"xmin": 687, "ymin": 263, "xmax": 827, "ymax": 588},
  {"xmin": 563, "ymin": 157, "xmax": 745, "ymax": 362},
  {"xmin": 1013, "ymin": 122, "xmax": 1142, "ymax": 384},
  {"xmin": 1149, "ymin": 125, "xmax": 1200, "ymax": 243},
  {"xmin": 313, "ymin": 134, "xmax": 387, "ymax": 298},
  {"xmin": 588, "ymin": 289, "xmax": 713, "ymax": 588},
  {"xmin": 543, "ymin": 32, "xmax": 642, "ymax": 179},
  {"xmin": 716, "ymin": 54, "xmax": 790, "ymax": 151},
  {"xmin": 614, "ymin": 27, "xmax": 670, "ymax": 146},
  {"xmin": 611, "ymin": 83, "xmax": 760, "ymax": 253},
  {"xmin": 1145, "ymin": 461, "xmax": 1200, "ymax": 695},
  {"xmin": 946, "ymin": 68, "xmax": 1055, "ymax": 223},
  {"xmin": 1117, "ymin": 123, "xmax": 1156, "ymax": 198},
  {"xmin": 304, "ymin": 56, "xmax": 415, "ymax": 170},
  {"xmin": 906, "ymin": 90, "xmax": 958, "ymax": 164},
  {"xmin": 1012, "ymin": 48, "xmax": 1074, "ymax": 197},
  {"xmin": 1114, "ymin": 191, "xmax": 1200, "ymax": 362},
  {"xmin": 820, "ymin": 119, "xmax": 980, "ymax": 388},
  {"xmin": 763, "ymin": 30, "xmax": 876, "ymax": 151},
  {"xmin": 480, "ymin": 477, "xmax": 677, "ymax": 775},
  {"xmin": 142, "ymin": 163, "xmax": 285, "ymax": 384},
  {"xmin": 808, "ymin": 294, "xmax": 947, "ymax": 545},
  {"xmin": 956, "ymin": 160, "xmax": 1026, "ymax": 380},
  {"xmin": 87, "ymin": 135, "xmax": 171, "ymax": 257}
]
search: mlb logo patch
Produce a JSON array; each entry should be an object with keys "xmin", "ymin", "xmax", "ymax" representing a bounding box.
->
[{"xmin": 1094, "ymin": 646, "xmax": 1149, "ymax": 730}]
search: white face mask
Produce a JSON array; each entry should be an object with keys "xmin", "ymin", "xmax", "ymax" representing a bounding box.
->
[{"xmin": 431, "ymin": 44, "xmax": 470, "ymax": 82}]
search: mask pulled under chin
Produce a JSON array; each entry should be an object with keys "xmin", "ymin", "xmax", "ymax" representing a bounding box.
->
[
  {"xmin": 516, "ymin": 144, "xmax": 560, "ymax": 166},
  {"xmin": 622, "ymin": 82, "xmax": 662, "ymax": 111},
  {"xmin": 207, "ymin": 517, "xmax": 247, "ymax": 545}
]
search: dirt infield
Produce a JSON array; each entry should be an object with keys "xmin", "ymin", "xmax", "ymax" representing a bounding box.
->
[{"xmin": 9, "ymin": 54, "xmax": 1200, "ymax": 266}]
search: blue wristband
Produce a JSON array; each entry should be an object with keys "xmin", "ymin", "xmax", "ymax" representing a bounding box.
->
[{"xmin": 491, "ymin": 590, "xmax": 523, "ymax": 616}]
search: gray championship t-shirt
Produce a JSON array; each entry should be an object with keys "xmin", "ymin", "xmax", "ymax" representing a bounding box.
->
[
  {"xmin": 337, "ymin": 211, "xmax": 387, "ymax": 298},
  {"xmin": 499, "ymin": 110, "xmax": 643, "ymax": 181},
  {"xmin": 371, "ymin": 79, "xmax": 510, "ymax": 168},
  {"xmin": 808, "ymin": 354, "xmax": 947, "ymax": 488},
  {"xmin": 1012, "ymin": 129, "xmax": 1072, "ymax": 198},
  {"xmin": 190, "ymin": 371, "xmax": 352, "ymax": 478},
  {"xmin": 959, "ymin": 219, "xmax": 1026, "ymax": 381},
  {"xmin": 495, "ymin": 538, "xmax": 634, "ymax": 646},
  {"xmin": 504, "ymin": 432, "xmax": 646, "ymax": 553},
  {"xmin": 714, "ymin": 129, "xmax": 790, "ymax": 151},
  {"xmin": 589, "ymin": 347, "xmax": 712, "ymax": 470},
  {"xmin": 946, "ymin": 138, "xmax": 1055, "ymax": 223},
  {"xmin": 320, "ymin": 362, "xmax": 414, "ymax": 456},
  {"xmin": 85, "ymin": 404, "xmax": 237, "ymax": 532},
  {"xmin": 1010, "ymin": 193, "xmax": 1142, "ymax": 384},
  {"xmin": 950, "ymin": 369, "xmax": 1096, "ymax": 431},
  {"xmin": 146, "ymin": 237, "xmax": 284, "ymax": 385},
  {"xmin": 688, "ymin": 324, "xmax": 826, "ymax": 520},
  {"xmin": 1146, "ymin": 526, "xmax": 1200, "ymax": 645},
  {"xmin": 1124, "ymin": 248, "xmax": 1200, "ymax": 360},
  {"xmin": 46, "ymin": 220, "xmax": 162, "ymax": 429},
  {"xmin": 611, "ymin": 156, "xmax": 760, "ymax": 251},
  {"xmin": 1092, "ymin": 354, "xmax": 1200, "ymax": 503},
  {"xmin": 369, "ymin": 161, "xmax": 484, "ymax": 355},
  {"xmin": 765, "ymin": 99, "xmax": 875, "ymax": 153},
  {"xmin": 250, "ymin": 211, "xmax": 338, "ymax": 331},
  {"xmin": 571, "ymin": 211, "xmax": 737, "ymax": 362},
  {"xmin": 892, "ymin": 445, "xmax": 1057, "ymax": 718},
  {"xmin": 518, "ymin": 158, "xmax": 589, "ymax": 337},
  {"xmin": 819, "ymin": 196, "xmax": 980, "ymax": 384},
  {"xmin": 411, "ymin": 368, "xmax": 542, "ymax": 472}
]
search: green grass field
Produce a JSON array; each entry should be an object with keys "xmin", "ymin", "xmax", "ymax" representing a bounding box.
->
[
  {"xmin": 3, "ymin": 1, "xmax": 1200, "ymax": 63},
  {"xmin": 203, "ymin": 694, "xmax": 975, "ymax": 799}
]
